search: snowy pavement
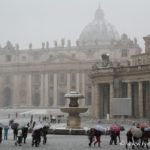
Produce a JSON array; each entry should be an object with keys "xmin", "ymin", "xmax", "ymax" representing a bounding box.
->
[{"xmin": 0, "ymin": 133, "xmax": 128, "ymax": 150}]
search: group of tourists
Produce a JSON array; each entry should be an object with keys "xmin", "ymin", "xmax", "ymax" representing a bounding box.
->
[
  {"xmin": 87, "ymin": 121, "xmax": 150, "ymax": 149},
  {"xmin": 88, "ymin": 121, "xmax": 122, "ymax": 147},
  {"xmin": 0, "ymin": 119, "xmax": 49, "ymax": 147}
]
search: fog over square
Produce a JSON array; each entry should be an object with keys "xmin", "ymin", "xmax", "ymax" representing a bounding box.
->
[{"xmin": 0, "ymin": 0, "xmax": 149, "ymax": 49}]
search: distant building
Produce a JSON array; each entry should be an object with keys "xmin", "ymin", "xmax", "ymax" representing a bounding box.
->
[{"xmin": 0, "ymin": 5, "xmax": 141, "ymax": 116}]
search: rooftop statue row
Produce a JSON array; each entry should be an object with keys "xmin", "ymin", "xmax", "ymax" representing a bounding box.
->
[{"xmin": 0, "ymin": 34, "xmax": 140, "ymax": 51}]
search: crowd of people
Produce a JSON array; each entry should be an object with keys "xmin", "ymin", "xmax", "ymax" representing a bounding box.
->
[{"xmin": 87, "ymin": 121, "xmax": 150, "ymax": 149}]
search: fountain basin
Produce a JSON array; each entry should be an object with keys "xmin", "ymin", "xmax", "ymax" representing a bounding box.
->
[
  {"xmin": 60, "ymin": 107, "xmax": 88, "ymax": 114},
  {"xmin": 61, "ymin": 107, "xmax": 88, "ymax": 129}
]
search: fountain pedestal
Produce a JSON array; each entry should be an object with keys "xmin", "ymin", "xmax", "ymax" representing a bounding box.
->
[{"xmin": 60, "ymin": 91, "xmax": 88, "ymax": 129}]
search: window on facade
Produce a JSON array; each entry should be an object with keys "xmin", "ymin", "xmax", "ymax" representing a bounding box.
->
[
  {"xmin": 6, "ymin": 55, "xmax": 12, "ymax": 62},
  {"xmin": 122, "ymin": 49, "xmax": 128, "ymax": 57}
]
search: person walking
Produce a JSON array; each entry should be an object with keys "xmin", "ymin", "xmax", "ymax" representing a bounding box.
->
[
  {"xmin": 4, "ymin": 126, "xmax": 9, "ymax": 140},
  {"xmin": 0, "ymin": 126, "xmax": 2, "ymax": 143},
  {"xmin": 42, "ymin": 125, "xmax": 49, "ymax": 144},
  {"xmin": 88, "ymin": 128, "xmax": 95, "ymax": 147},
  {"xmin": 94, "ymin": 130, "xmax": 101, "ymax": 147},
  {"xmin": 13, "ymin": 127, "xmax": 18, "ymax": 140},
  {"xmin": 22, "ymin": 125, "xmax": 28, "ymax": 144}
]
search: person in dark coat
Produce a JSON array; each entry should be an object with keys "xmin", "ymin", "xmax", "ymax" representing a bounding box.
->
[
  {"xmin": 94, "ymin": 130, "xmax": 102, "ymax": 147},
  {"xmin": 32, "ymin": 128, "xmax": 42, "ymax": 147},
  {"xmin": 42, "ymin": 126, "xmax": 49, "ymax": 144},
  {"xmin": 22, "ymin": 126, "xmax": 28, "ymax": 144},
  {"xmin": 0, "ymin": 127, "xmax": 2, "ymax": 143},
  {"xmin": 13, "ymin": 128, "xmax": 18, "ymax": 140},
  {"xmin": 88, "ymin": 128, "xmax": 95, "ymax": 147}
]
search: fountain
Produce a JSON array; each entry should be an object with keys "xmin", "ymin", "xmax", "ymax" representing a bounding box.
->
[{"xmin": 60, "ymin": 91, "xmax": 88, "ymax": 129}]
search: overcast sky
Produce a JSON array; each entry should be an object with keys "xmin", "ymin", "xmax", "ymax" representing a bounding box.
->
[{"xmin": 0, "ymin": 0, "xmax": 149, "ymax": 49}]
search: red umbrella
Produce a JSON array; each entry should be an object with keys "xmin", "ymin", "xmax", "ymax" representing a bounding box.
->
[
  {"xmin": 110, "ymin": 124, "xmax": 120, "ymax": 132},
  {"xmin": 138, "ymin": 122, "xmax": 148, "ymax": 128}
]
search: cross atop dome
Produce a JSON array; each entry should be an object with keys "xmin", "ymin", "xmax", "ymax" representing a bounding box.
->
[{"xmin": 94, "ymin": 3, "xmax": 104, "ymax": 20}]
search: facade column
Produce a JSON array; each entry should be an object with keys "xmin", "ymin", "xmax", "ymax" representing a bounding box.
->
[
  {"xmin": 109, "ymin": 82, "xmax": 114, "ymax": 117},
  {"xmin": 138, "ymin": 81, "xmax": 143, "ymax": 117},
  {"xmin": 44, "ymin": 73, "xmax": 49, "ymax": 107},
  {"xmin": 127, "ymin": 82, "xmax": 132, "ymax": 98},
  {"xmin": 76, "ymin": 72, "xmax": 80, "ymax": 92},
  {"xmin": 27, "ymin": 74, "xmax": 32, "ymax": 106},
  {"xmin": 81, "ymin": 72, "xmax": 85, "ymax": 106},
  {"xmin": 40, "ymin": 74, "xmax": 44, "ymax": 106},
  {"xmin": 53, "ymin": 73, "xmax": 57, "ymax": 107},
  {"xmin": 12, "ymin": 75, "xmax": 19, "ymax": 107},
  {"xmin": 66, "ymin": 73, "xmax": 71, "ymax": 106}
]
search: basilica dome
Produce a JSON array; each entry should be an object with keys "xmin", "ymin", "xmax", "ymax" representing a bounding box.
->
[{"xmin": 79, "ymin": 5, "xmax": 119, "ymax": 45}]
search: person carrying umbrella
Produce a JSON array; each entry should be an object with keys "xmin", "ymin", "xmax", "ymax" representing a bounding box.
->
[
  {"xmin": 11, "ymin": 122, "xmax": 19, "ymax": 140},
  {"xmin": 93, "ymin": 121, "xmax": 105, "ymax": 147},
  {"xmin": 109, "ymin": 124, "xmax": 120, "ymax": 145},
  {"xmin": 32, "ymin": 122, "xmax": 43, "ymax": 147}
]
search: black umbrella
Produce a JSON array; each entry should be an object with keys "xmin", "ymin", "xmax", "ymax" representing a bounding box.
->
[{"xmin": 11, "ymin": 122, "xmax": 19, "ymax": 129}]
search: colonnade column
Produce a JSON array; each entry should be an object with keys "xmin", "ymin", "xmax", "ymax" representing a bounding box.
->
[
  {"xmin": 40, "ymin": 74, "xmax": 44, "ymax": 106},
  {"xmin": 93, "ymin": 84, "xmax": 100, "ymax": 118},
  {"xmin": 44, "ymin": 73, "xmax": 49, "ymax": 107},
  {"xmin": 138, "ymin": 81, "xmax": 143, "ymax": 117},
  {"xmin": 109, "ymin": 82, "xmax": 114, "ymax": 117},
  {"xmin": 27, "ymin": 74, "xmax": 32, "ymax": 106},
  {"xmin": 53, "ymin": 73, "xmax": 57, "ymax": 107},
  {"xmin": 76, "ymin": 72, "xmax": 80, "ymax": 92},
  {"xmin": 127, "ymin": 82, "xmax": 132, "ymax": 98}
]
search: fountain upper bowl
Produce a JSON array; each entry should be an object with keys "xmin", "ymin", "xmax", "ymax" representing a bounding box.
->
[{"xmin": 64, "ymin": 91, "xmax": 84, "ymax": 99}]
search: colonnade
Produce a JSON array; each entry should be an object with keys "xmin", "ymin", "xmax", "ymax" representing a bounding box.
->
[{"xmin": 92, "ymin": 80, "xmax": 150, "ymax": 118}]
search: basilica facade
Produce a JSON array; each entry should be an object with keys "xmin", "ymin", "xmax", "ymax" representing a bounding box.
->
[{"xmin": 0, "ymin": 5, "xmax": 144, "ymax": 118}]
